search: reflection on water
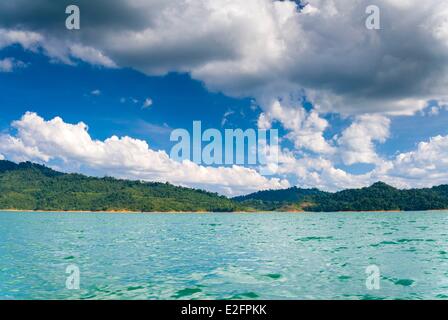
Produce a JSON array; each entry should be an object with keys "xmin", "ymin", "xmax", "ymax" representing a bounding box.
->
[{"xmin": 1, "ymin": 211, "xmax": 448, "ymax": 300}]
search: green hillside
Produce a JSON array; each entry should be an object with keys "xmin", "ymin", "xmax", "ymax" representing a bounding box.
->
[
  {"xmin": 307, "ymin": 182, "xmax": 448, "ymax": 212},
  {"xmin": 233, "ymin": 187, "xmax": 327, "ymax": 211},
  {"xmin": 2, "ymin": 160, "xmax": 448, "ymax": 212},
  {"xmin": 0, "ymin": 160, "xmax": 239, "ymax": 212},
  {"xmin": 235, "ymin": 182, "xmax": 448, "ymax": 212}
]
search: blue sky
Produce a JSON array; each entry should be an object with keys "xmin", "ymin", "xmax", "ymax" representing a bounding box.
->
[
  {"xmin": 2, "ymin": 46, "xmax": 447, "ymax": 160},
  {"xmin": 1, "ymin": 0, "xmax": 448, "ymax": 195},
  {"xmin": 0, "ymin": 46, "xmax": 255, "ymax": 150}
]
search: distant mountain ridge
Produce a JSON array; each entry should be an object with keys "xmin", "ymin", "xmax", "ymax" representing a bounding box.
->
[
  {"xmin": 235, "ymin": 181, "xmax": 448, "ymax": 212},
  {"xmin": 1, "ymin": 160, "xmax": 448, "ymax": 212}
]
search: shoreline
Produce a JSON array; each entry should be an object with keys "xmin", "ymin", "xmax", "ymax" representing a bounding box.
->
[
  {"xmin": 0, "ymin": 209, "xmax": 213, "ymax": 214},
  {"xmin": 1, "ymin": 209, "xmax": 448, "ymax": 214}
]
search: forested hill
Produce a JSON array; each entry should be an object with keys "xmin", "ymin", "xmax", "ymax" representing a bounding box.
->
[
  {"xmin": 2, "ymin": 160, "xmax": 448, "ymax": 212},
  {"xmin": 233, "ymin": 187, "xmax": 325, "ymax": 202},
  {"xmin": 232, "ymin": 187, "xmax": 327, "ymax": 211},
  {"xmin": 235, "ymin": 182, "xmax": 448, "ymax": 212},
  {"xmin": 0, "ymin": 160, "xmax": 239, "ymax": 212}
]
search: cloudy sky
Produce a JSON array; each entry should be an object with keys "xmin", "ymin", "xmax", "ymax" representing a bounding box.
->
[{"xmin": 0, "ymin": 0, "xmax": 448, "ymax": 196}]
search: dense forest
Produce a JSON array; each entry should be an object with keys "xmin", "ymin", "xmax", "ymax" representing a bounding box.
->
[
  {"xmin": 233, "ymin": 187, "xmax": 326, "ymax": 211},
  {"xmin": 1, "ymin": 160, "xmax": 448, "ymax": 212},
  {"xmin": 0, "ymin": 160, "xmax": 240, "ymax": 212},
  {"xmin": 236, "ymin": 182, "xmax": 448, "ymax": 212}
]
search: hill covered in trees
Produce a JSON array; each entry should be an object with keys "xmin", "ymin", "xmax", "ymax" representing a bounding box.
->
[
  {"xmin": 233, "ymin": 187, "xmax": 327, "ymax": 211},
  {"xmin": 235, "ymin": 182, "xmax": 448, "ymax": 212},
  {"xmin": 2, "ymin": 160, "xmax": 448, "ymax": 212},
  {"xmin": 0, "ymin": 160, "xmax": 240, "ymax": 212}
]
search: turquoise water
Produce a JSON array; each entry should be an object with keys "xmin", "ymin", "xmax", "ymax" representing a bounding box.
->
[{"xmin": 1, "ymin": 211, "xmax": 448, "ymax": 300}]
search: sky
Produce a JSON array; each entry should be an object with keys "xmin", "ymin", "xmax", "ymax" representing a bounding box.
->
[{"xmin": 0, "ymin": 0, "xmax": 448, "ymax": 196}]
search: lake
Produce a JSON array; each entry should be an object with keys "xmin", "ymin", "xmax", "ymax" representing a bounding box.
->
[{"xmin": 1, "ymin": 211, "xmax": 448, "ymax": 300}]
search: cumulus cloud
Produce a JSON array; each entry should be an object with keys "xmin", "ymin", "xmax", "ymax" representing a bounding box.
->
[
  {"xmin": 337, "ymin": 114, "xmax": 390, "ymax": 165},
  {"xmin": 271, "ymin": 147, "xmax": 370, "ymax": 191},
  {"xmin": 272, "ymin": 134, "xmax": 448, "ymax": 192},
  {"xmin": 258, "ymin": 97, "xmax": 334, "ymax": 154},
  {"xmin": 0, "ymin": 0, "xmax": 446, "ymax": 116},
  {"xmin": 0, "ymin": 112, "xmax": 289, "ymax": 196},
  {"xmin": 384, "ymin": 135, "xmax": 448, "ymax": 188},
  {"xmin": 1, "ymin": 0, "xmax": 448, "ymax": 191}
]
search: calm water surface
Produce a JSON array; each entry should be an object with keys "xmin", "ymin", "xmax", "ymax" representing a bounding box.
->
[{"xmin": 1, "ymin": 211, "xmax": 448, "ymax": 300}]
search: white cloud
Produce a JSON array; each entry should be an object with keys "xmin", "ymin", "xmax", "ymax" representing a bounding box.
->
[
  {"xmin": 69, "ymin": 44, "xmax": 117, "ymax": 68},
  {"xmin": 0, "ymin": 112, "xmax": 289, "ymax": 196},
  {"xmin": 272, "ymin": 148, "xmax": 370, "ymax": 191},
  {"xmin": 0, "ymin": 135, "xmax": 50, "ymax": 162},
  {"xmin": 0, "ymin": 29, "xmax": 42, "ymax": 51},
  {"xmin": 142, "ymin": 98, "xmax": 153, "ymax": 109},
  {"xmin": 271, "ymin": 130, "xmax": 448, "ymax": 191},
  {"xmin": 422, "ymin": 100, "xmax": 448, "ymax": 116},
  {"xmin": 337, "ymin": 114, "xmax": 390, "ymax": 165},
  {"xmin": 428, "ymin": 106, "xmax": 440, "ymax": 116},
  {"xmin": 91, "ymin": 89, "xmax": 101, "ymax": 96},
  {"xmin": 0, "ymin": 28, "xmax": 115, "ymax": 68},
  {"xmin": 258, "ymin": 97, "xmax": 335, "ymax": 154},
  {"xmin": 1, "ymin": 1, "xmax": 448, "ymax": 192},
  {"xmin": 0, "ymin": 58, "xmax": 15, "ymax": 72},
  {"xmin": 1, "ymin": 0, "xmax": 447, "ymax": 116},
  {"xmin": 0, "ymin": 57, "xmax": 26, "ymax": 72},
  {"xmin": 257, "ymin": 113, "xmax": 272, "ymax": 130},
  {"xmin": 383, "ymin": 135, "xmax": 448, "ymax": 188}
]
